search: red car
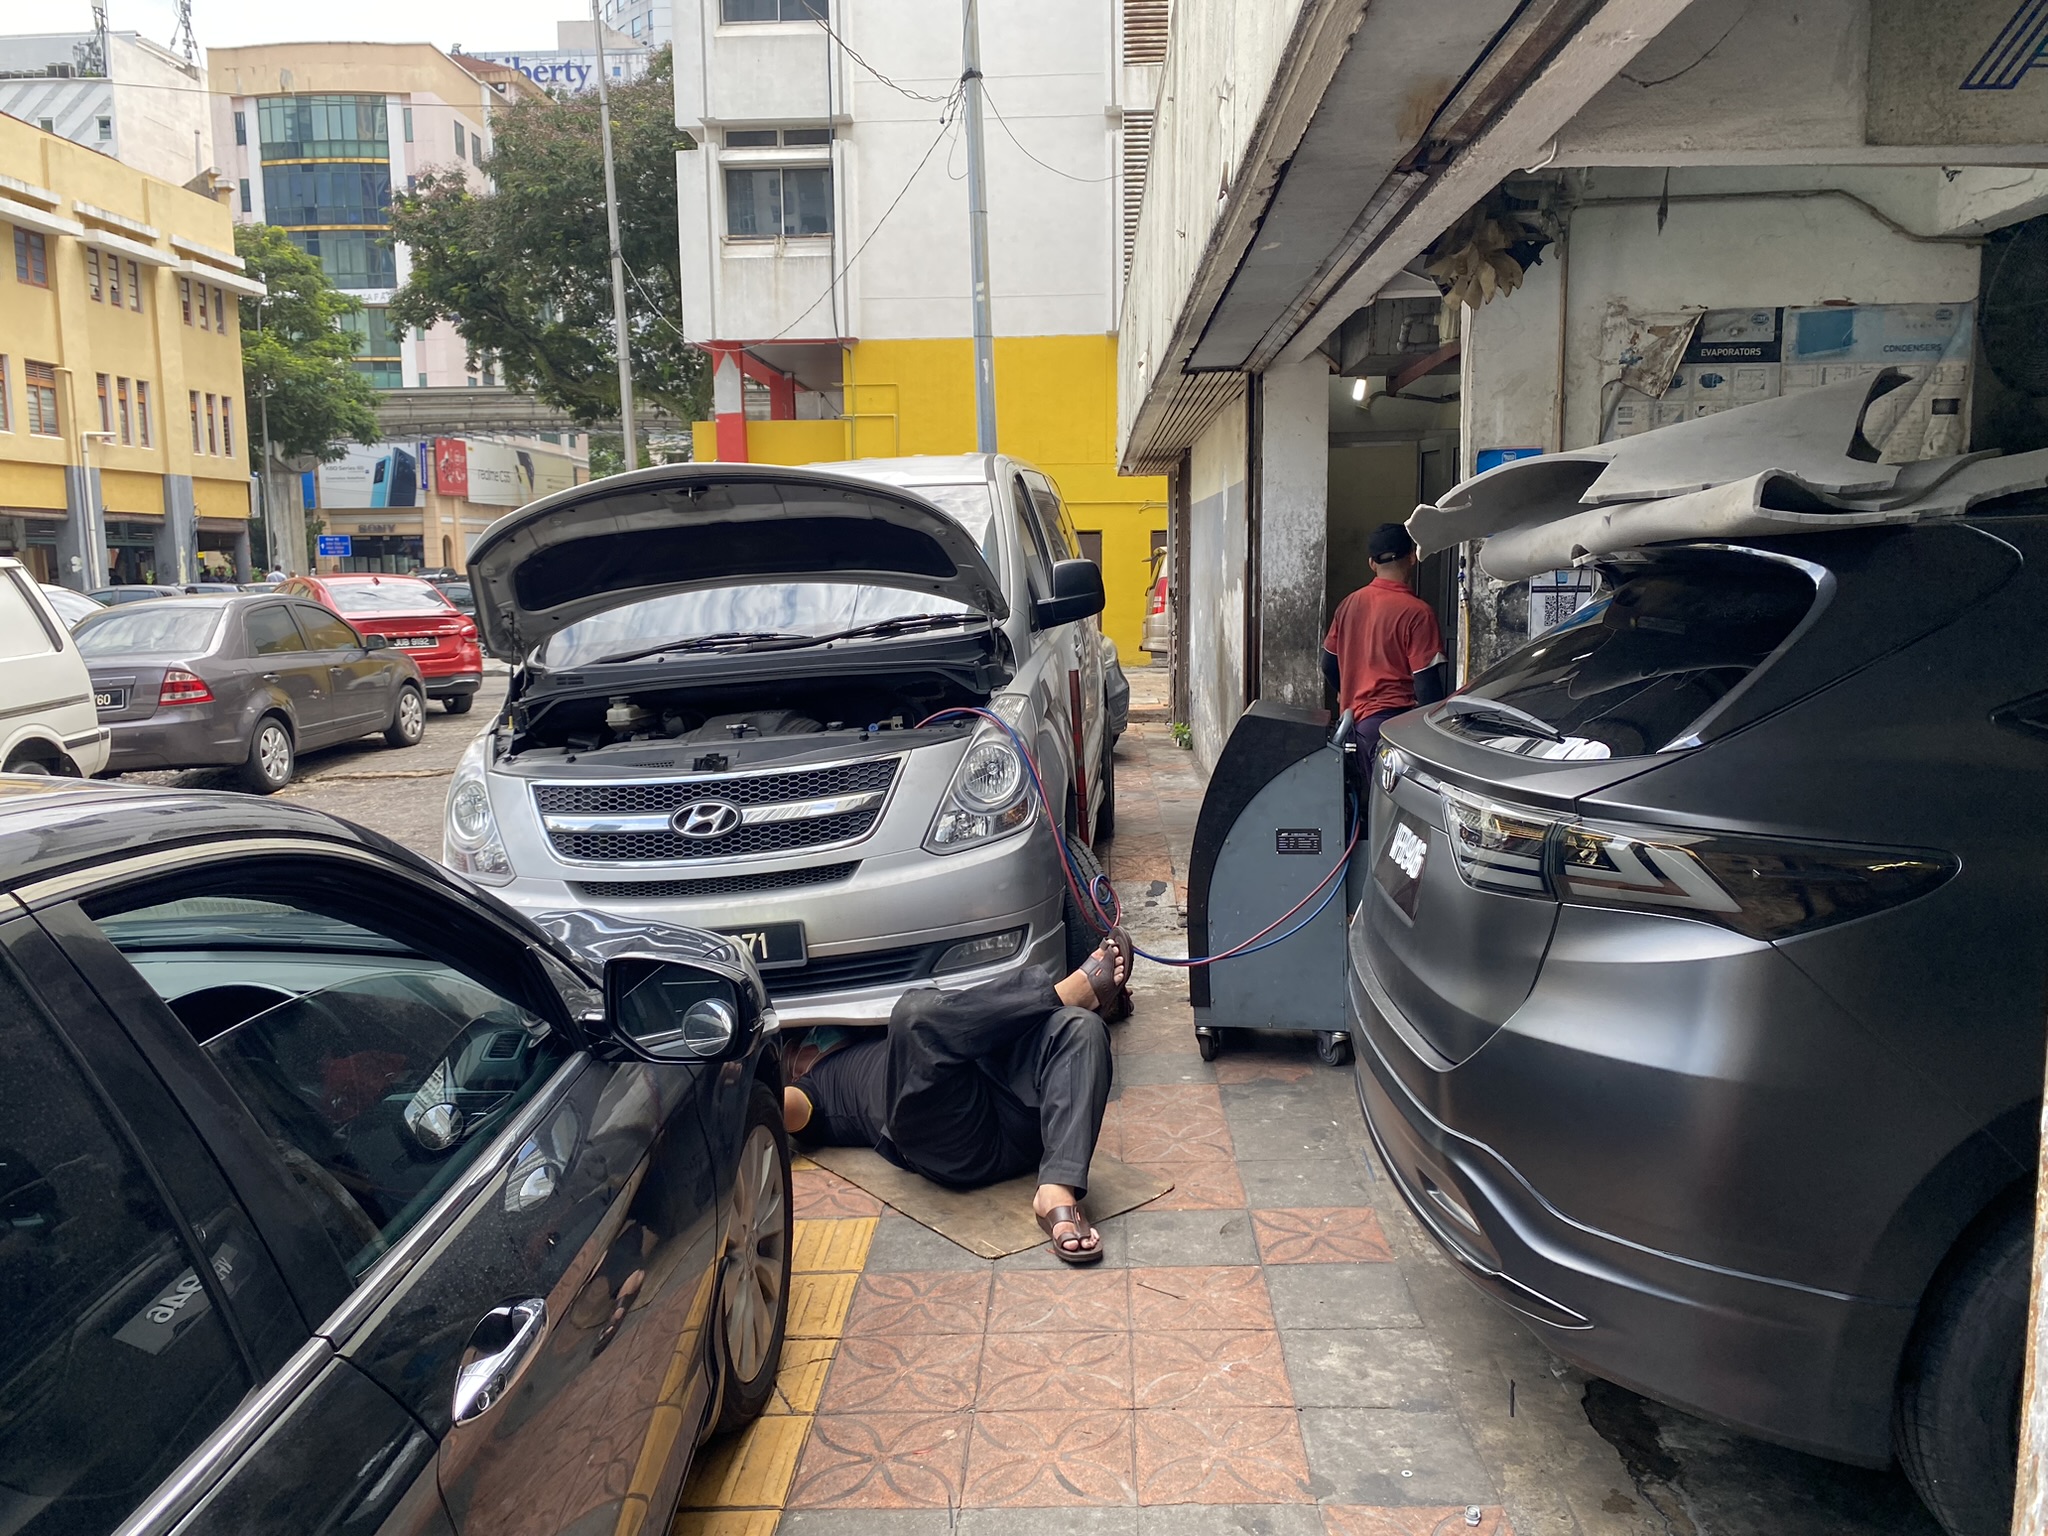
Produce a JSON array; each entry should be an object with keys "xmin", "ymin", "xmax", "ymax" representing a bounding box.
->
[{"xmin": 280, "ymin": 573, "xmax": 484, "ymax": 712}]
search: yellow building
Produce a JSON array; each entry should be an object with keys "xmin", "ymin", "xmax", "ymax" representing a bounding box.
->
[{"xmin": 0, "ymin": 112, "xmax": 261, "ymax": 589}]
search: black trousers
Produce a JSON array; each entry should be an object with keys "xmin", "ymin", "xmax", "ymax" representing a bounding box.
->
[{"xmin": 882, "ymin": 965, "xmax": 1112, "ymax": 1197}]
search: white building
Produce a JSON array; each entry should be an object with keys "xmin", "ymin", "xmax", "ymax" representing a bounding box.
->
[
  {"xmin": 600, "ymin": 0, "xmax": 675, "ymax": 49},
  {"xmin": 0, "ymin": 30, "xmax": 214, "ymax": 188}
]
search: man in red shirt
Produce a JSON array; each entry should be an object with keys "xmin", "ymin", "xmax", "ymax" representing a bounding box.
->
[{"xmin": 1322, "ymin": 523, "xmax": 1447, "ymax": 759}]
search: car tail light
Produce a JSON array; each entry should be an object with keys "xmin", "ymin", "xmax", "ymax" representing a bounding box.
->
[
  {"xmin": 1149, "ymin": 578, "xmax": 1168, "ymax": 616},
  {"xmin": 158, "ymin": 668, "xmax": 213, "ymax": 706},
  {"xmin": 1432, "ymin": 783, "xmax": 1955, "ymax": 940},
  {"xmin": 458, "ymin": 621, "xmax": 478, "ymax": 641}
]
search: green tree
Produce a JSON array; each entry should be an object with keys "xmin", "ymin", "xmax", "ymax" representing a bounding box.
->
[
  {"xmin": 235, "ymin": 223, "xmax": 380, "ymax": 467},
  {"xmin": 388, "ymin": 47, "xmax": 707, "ymax": 437}
]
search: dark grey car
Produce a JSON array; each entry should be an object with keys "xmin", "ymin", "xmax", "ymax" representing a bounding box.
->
[{"xmin": 77, "ymin": 595, "xmax": 427, "ymax": 793}]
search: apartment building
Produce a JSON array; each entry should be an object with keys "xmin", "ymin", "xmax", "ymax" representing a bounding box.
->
[
  {"xmin": 674, "ymin": 0, "xmax": 1171, "ymax": 658},
  {"xmin": 0, "ymin": 30, "xmax": 215, "ymax": 189},
  {"xmin": 0, "ymin": 112, "xmax": 260, "ymax": 589}
]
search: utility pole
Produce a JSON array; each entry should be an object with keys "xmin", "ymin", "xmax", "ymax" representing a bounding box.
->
[
  {"xmin": 962, "ymin": 0, "xmax": 998, "ymax": 454},
  {"xmin": 592, "ymin": 0, "xmax": 638, "ymax": 472}
]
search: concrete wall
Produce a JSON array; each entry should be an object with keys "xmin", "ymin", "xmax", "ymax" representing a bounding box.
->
[
  {"xmin": 1253, "ymin": 355, "xmax": 1327, "ymax": 710},
  {"xmin": 1185, "ymin": 390, "xmax": 1248, "ymax": 771}
]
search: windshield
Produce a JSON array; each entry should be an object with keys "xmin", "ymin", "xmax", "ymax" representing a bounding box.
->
[
  {"xmin": 76, "ymin": 605, "xmax": 223, "ymax": 657},
  {"xmin": 538, "ymin": 481, "xmax": 1003, "ymax": 669},
  {"xmin": 324, "ymin": 580, "xmax": 449, "ymax": 615}
]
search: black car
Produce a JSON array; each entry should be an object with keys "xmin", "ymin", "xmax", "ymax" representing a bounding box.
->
[{"xmin": 0, "ymin": 778, "xmax": 792, "ymax": 1535}]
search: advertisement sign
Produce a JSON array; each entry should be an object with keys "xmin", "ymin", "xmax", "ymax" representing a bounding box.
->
[
  {"xmin": 433, "ymin": 436, "xmax": 577, "ymax": 506},
  {"xmin": 317, "ymin": 534, "xmax": 353, "ymax": 557},
  {"xmin": 433, "ymin": 437, "xmax": 469, "ymax": 498},
  {"xmin": 462, "ymin": 439, "xmax": 525, "ymax": 507},
  {"xmin": 314, "ymin": 443, "xmax": 424, "ymax": 509},
  {"xmin": 464, "ymin": 48, "xmax": 649, "ymax": 93}
]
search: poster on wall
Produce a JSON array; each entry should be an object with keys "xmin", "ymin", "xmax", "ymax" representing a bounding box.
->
[
  {"xmin": 1601, "ymin": 302, "xmax": 1973, "ymax": 461},
  {"xmin": 314, "ymin": 443, "xmax": 425, "ymax": 509},
  {"xmin": 432, "ymin": 437, "xmax": 577, "ymax": 506}
]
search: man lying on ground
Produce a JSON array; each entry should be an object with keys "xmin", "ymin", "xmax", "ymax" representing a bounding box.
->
[{"xmin": 783, "ymin": 930, "xmax": 1134, "ymax": 1264}]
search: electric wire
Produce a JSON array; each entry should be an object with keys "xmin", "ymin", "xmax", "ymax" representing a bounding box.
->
[
  {"xmin": 979, "ymin": 83, "xmax": 1115, "ymax": 185},
  {"xmin": 806, "ymin": 14, "xmax": 958, "ymax": 105}
]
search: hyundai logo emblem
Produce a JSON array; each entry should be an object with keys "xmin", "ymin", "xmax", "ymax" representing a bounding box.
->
[{"xmin": 673, "ymin": 800, "xmax": 743, "ymax": 838}]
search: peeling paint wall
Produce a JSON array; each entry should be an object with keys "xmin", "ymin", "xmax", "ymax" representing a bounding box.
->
[
  {"xmin": 1254, "ymin": 356, "xmax": 1330, "ymax": 711},
  {"xmin": 1186, "ymin": 391, "xmax": 1249, "ymax": 772}
]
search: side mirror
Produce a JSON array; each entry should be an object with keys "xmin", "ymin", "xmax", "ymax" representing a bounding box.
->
[
  {"xmin": 364, "ymin": 633, "xmax": 390, "ymax": 651},
  {"xmin": 603, "ymin": 956, "xmax": 757, "ymax": 1061},
  {"xmin": 1033, "ymin": 559, "xmax": 1105, "ymax": 629}
]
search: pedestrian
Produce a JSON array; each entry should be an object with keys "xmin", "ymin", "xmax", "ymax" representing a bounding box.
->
[
  {"xmin": 782, "ymin": 930, "xmax": 1133, "ymax": 1265},
  {"xmin": 265, "ymin": 563, "xmax": 285, "ymax": 582},
  {"xmin": 1321, "ymin": 522, "xmax": 1447, "ymax": 761}
]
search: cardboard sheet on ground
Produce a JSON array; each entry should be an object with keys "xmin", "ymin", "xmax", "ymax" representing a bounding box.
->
[{"xmin": 807, "ymin": 1148, "xmax": 1170, "ymax": 1258}]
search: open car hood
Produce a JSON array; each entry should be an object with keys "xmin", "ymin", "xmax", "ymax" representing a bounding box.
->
[
  {"xmin": 466, "ymin": 463, "xmax": 1008, "ymax": 658},
  {"xmin": 1410, "ymin": 370, "xmax": 2048, "ymax": 582}
]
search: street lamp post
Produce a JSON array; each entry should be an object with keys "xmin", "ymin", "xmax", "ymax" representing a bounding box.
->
[
  {"xmin": 591, "ymin": 0, "xmax": 638, "ymax": 472},
  {"xmin": 77, "ymin": 429, "xmax": 116, "ymax": 589}
]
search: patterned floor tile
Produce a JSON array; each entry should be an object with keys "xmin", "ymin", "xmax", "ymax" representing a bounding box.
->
[
  {"xmin": 988, "ymin": 1268, "xmax": 1132, "ymax": 1333},
  {"xmin": 1131, "ymin": 1160, "xmax": 1247, "ymax": 1211},
  {"xmin": 1132, "ymin": 1330, "xmax": 1292, "ymax": 1409},
  {"xmin": 1128, "ymin": 1266, "xmax": 1275, "ymax": 1332},
  {"xmin": 1322, "ymin": 1507, "xmax": 1513, "ymax": 1536},
  {"xmin": 1252, "ymin": 1208, "xmax": 1395, "ymax": 1265},
  {"xmin": 844, "ymin": 1271, "xmax": 993, "ymax": 1336},
  {"xmin": 963, "ymin": 1410, "xmax": 1138, "ymax": 1507},
  {"xmin": 788, "ymin": 1412, "xmax": 971, "ymax": 1510},
  {"xmin": 818, "ymin": 1333, "xmax": 986, "ymax": 1414},
  {"xmin": 1133, "ymin": 1407, "xmax": 1313, "ymax": 1505},
  {"xmin": 1214, "ymin": 1061, "xmax": 1315, "ymax": 1085},
  {"xmin": 978, "ymin": 1330, "xmax": 1134, "ymax": 1409},
  {"xmin": 793, "ymin": 1168, "xmax": 883, "ymax": 1220},
  {"xmin": 1113, "ymin": 1086, "xmax": 1237, "ymax": 1164}
]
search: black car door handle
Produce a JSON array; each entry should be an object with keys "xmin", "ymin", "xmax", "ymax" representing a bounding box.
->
[{"xmin": 451, "ymin": 1298, "xmax": 548, "ymax": 1425}]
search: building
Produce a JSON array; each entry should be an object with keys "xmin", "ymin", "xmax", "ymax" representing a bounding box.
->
[
  {"xmin": 0, "ymin": 30, "xmax": 215, "ymax": 189},
  {"xmin": 0, "ymin": 112, "xmax": 261, "ymax": 589},
  {"xmin": 466, "ymin": 20, "xmax": 653, "ymax": 95},
  {"xmin": 600, "ymin": 0, "xmax": 674, "ymax": 49},
  {"xmin": 673, "ymin": 0, "xmax": 1172, "ymax": 659},
  {"xmin": 1118, "ymin": 0, "xmax": 2048, "ymax": 768}
]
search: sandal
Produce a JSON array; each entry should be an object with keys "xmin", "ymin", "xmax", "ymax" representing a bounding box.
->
[
  {"xmin": 1036, "ymin": 1202, "xmax": 1105, "ymax": 1265},
  {"xmin": 1077, "ymin": 928, "xmax": 1134, "ymax": 1020}
]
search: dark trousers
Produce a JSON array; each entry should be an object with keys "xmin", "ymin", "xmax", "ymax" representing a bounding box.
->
[{"xmin": 884, "ymin": 965, "xmax": 1112, "ymax": 1196}]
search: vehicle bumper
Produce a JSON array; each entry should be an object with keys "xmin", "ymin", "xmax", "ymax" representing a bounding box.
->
[
  {"xmin": 102, "ymin": 711, "xmax": 249, "ymax": 771},
  {"xmin": 1346, "ymin": 954, "xmax": 1911, "ymax": 1465},
  {"xmin": 422, "ymin": 673, "xmax": 482, "ymax": 698}
]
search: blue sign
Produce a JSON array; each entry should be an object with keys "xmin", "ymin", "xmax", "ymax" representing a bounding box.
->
[
  {"xmin": 316, "ymin": 534, "xmax": 353, "ymax": 557},
  {"xmin": 1475, "ymin": 447, "xmax": 1543, "ymax": 474}
]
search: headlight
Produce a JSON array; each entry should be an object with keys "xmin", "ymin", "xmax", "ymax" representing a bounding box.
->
[
  {"xmin": 925, "ymin": 724, "xmax": 1034, "ymax": 853},
  {"xmin": 443, "ymin": 733, "xmax": 514, "ymax": 886}
]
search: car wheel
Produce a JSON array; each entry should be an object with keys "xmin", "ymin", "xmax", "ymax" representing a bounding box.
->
[
  {"xmin": 2, "ymin": 753, "xmax": 51, "ymax": 775},
  {"xmin": 443, "ymin": 692, "xmax": 474, "ymax": 715},
  {"xmin": 1062, "ymin": 839, "xmax": 1113, "ymax": 971},
  {"xmin": 1895, "ymin": 1196, "xmax": 2028, "ymax": 1536},
  {"xmin": 384, "ymin": 686, "xmax": 425, "ymax": 748},
  {"xmin": 239, "ymin": 716, "xmax": 295, "ymax": 795},
  {"xmin": 711, "ymin": 1082, "xmax": 792, "ymax": 1438}
]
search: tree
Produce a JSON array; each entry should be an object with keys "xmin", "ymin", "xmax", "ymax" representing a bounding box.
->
[
  {"xmin": 388, "ymin": 47, "xmax": 708, "ymax": 435},
  {"xmin": 235, "ymin": 224, "xmax": 380, "ymax": 467}
]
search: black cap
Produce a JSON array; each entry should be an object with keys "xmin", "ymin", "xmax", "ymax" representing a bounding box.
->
[{"xmin": 1368, "ymin": 523, "xmax": 1416, "ymax": 563}]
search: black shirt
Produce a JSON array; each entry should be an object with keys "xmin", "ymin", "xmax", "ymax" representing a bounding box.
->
[{"xmin": 793, "ymin": 1039, "xmax": 891, "ymax": 1153}]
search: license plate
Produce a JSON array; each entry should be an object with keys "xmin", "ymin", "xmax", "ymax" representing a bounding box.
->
[
  {"xmin": 393, "ymin": 636, "xmax": 437, "ymax": 649},
  {"xmin": 1374, "ymin": 813, "xmax": 1430, "ymax": 921},
  {"xmin": 95, "ymin": 688, "xmax": 126, "ymax": 711},
  {"xmin": 716, "ymin": 921, "xmax": 807, "ymax": 970}
]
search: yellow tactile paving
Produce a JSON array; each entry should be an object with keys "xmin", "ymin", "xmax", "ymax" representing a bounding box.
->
[
  {"xmin": 680, "ymin": 1412, "xmax": 812, "ymax": 1512},
  {"xmin": 793, "ymin": 1215, "xmax": 878, "ymax": 1274},
  {"xmin": 790, "ymin": 1154, "xmax": 819, "ymax": 1171},
  {"xmin": 769, "ymin": 1338, "xmax": 837, "ymax": 1415},
  {"xmin": 784, "ymin": 1271, "xmax": 859, "ymax": 1340}
]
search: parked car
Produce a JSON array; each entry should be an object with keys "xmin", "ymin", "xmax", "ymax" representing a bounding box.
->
[
  {"xmin": 1142, "ymin": 553, "xmax": 1169, "ymax": 655},
  {"xmin": 240, "ymin": 581, "xmax": 280, "ymax": 593},
  {"xmin": 0, "ymin": 776, "xmax": 791, "ymax": 1535},
  {"xmin": 281, "ymin": 572, "xmax": 485, "ymax": 713},
  {"xmin": 435, "ymin": 577, "xmax": 477, "ymax": 618},
  {"xmin": 90, "ymin": 584, "xmax": 188, "ymax": 605},
  {"xmin": 39, "ymin": 582, "xmax": 106, "ymax": 629},
  {"xmin": 447, "ymin": 455, "xmax": 1119, "ymax": 1021},
  {"xmin": 1352, "ymin": 387, "xmax": 2048, "ymax": 1536},
  {"xmin": 0, "ymin": 557, "xmax": 109, "ymax": 777},
  {"xmin": 77, "ymin": 593, "xmax": 427, "ymax": 792}
]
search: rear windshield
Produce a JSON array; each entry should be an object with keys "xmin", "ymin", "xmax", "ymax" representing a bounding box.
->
[
  {"xmin": 1442, "ymin": 550, "xmax": 1817, "ymax": 758},
  {"xmin": 76, "ymin": 605, "xmax": 223, "ymax": 658},
  {"xmin": 324, "ymin": 581, "xmax": 448, "ymax": 615}
]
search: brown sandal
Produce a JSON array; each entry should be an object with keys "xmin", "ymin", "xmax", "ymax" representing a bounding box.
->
[
  {"xmin": 1037, "ymin": 1203, "xmax": 1105, "ymax": 1265},
  {"xmin": 1077, "ymin": 928, "xmax": 1134, "ymax": 1020}
]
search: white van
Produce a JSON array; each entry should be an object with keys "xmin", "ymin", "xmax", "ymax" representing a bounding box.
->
[{"xmin": 0, "ymin": 557, "xmax": 110, "ymax": 777}]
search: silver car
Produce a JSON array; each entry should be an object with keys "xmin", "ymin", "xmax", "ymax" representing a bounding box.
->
[{"xmin": 444, "ymin": 454, "xmax": 1121, "ymax": 1024}]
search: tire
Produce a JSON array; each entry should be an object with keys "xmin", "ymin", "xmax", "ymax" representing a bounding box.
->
[
  {"xmin": 1894, "ymin": 1196, "xmax": 2029, "ymax": 1536},
  {"xmin": 442, "ymin": 692, "xmax": 474, "ymax": 715},
  {"xmin": 1197, "ymin": 1029, "xmax": 1220, "ymax": 1062},
  {"xmin": 1093, "ymin": 741, "xmax": 1117, "ymax": 843},
  {"xmin": 1062, "ymin": 839, "xmax": 1113, "ymax": 971},
  {"xmin": 2, "ymin": 754, "xmax": 51, "ymax": 775},
  {"xmin": 710, "ymin": 1081, "xmax": 793, "ymax": 1438},
  {"xmin": 384, "ymin": 685, "xmax": 425, "ymax": 748},
  {"xmin": 1317, "ymin": 1030, "xmax": 1354, "ymax": 1067},
  {"xmin": 239, "ymin": 716, "xmax": 295, "ymax": 795}
]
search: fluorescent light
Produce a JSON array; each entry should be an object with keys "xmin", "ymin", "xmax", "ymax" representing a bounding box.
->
[{"xmin": 1351, "ymin": 378, "xmax": 1368, "ymax": 403}]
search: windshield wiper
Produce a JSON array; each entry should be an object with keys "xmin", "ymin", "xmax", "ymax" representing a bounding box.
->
[
  {"xmin": 589, "ymin": 632, "xmax": 792, "ymax": 665},
  {"xmin": 779, "ymin": 613, "xmax": 984, "ymax": 648},
  {"xmin": 1440, "ymin": 696, "xmax": 1565, "ymax": 743}
]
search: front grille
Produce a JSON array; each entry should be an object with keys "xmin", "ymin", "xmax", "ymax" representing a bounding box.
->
[
  {"xmin": 534, "ymin": 759, "xmax": 899, "ymax": 862},
  {"xmin": 766, "ymin": 941, "xmax": 941, "ymax": 999},
  {"xmin": 571, "ymin": 862, "xmax": 860, "ymax": 902}
]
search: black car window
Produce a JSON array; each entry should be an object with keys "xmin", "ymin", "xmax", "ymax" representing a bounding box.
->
[
  {"xmin": 244, "ymin": 605, "xmax": 306, "ymax": 656},
  {"xmin": 1010, "ymin": 477, "xmax": 1053, "ymax": 600},
  {"xmin": 1026, "ymin": 479, "xmax": 1078, "ymax": 561},
  {"xmin": 83, "ymin": 892, "xmax": 571, "ymax": 1282},
  {"xmin": 1444, "ymin": 549, "xmax": 1819, "ymax": 758},
  {"xmin": 0, "ymin": 955, "xmax": 250, "ymax": 1536},
  {"xmin": 291, "ymin": 605, "xmax": 360, "ymax": 652}
]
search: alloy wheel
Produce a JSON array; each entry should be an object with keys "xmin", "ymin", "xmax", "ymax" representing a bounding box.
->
[
  {"xmin": 257, "ymin": 724, "xmax": 291, "ymax": 785},
  {"xmin": 398, "ymin": 689, "xmax": 424, "ymax": 741},
  {"xmin": 722, "ymin": 1123, "xmax": 789, "ymax": 1384}
]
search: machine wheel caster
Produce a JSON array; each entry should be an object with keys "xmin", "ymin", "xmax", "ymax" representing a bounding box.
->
[
  {"xmin": 1317, "ymin": 1030, "xmax": 1353, "ymax": 1067},
  {"xmin": 1196, "ymin": 1027, "xmax": 1221, "ymax": 1062}
]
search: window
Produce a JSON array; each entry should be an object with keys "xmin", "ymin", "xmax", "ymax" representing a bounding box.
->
[
  {"xmin": 86, "ymin": 248, "xmax": 102, "ymax": 301},
  {"xmin": 135, "ymin": 380, "xmax": 151, "ymax": 447},
  {"xmin": 126, "ymin": 259, "xmax": 141, "ymax": 312},
  {"xmin": 418, "ymin": 371, "xmax": 429, "ymax": 387},
  {"xmin": 724, "ymin": 166, "xmax": 832, "ymax": 238},
  {"xmin": 96, "ymin": 374, "xmax": 112, "ymax": 435},
  {"xmin": 115, "ymin": 379, "xmax": 131, "ymax": 446},
  {"xmin": 206, "ymin": 394, "xmax": 218, "ymax": 456},
  {"xmin": 289, "ymin": 230, "xmax": 396, "ymax": 291},
  {"xmin": 402, "ymin": 106, "xmax": 413, "ymax": 143},
  {"xmin": 725, "ymin": 130, "xmax": 778, "ymax": 147},
  {"xmin": 1010, "ymin": 478, "xmax": 1053, "ymax": 599},
  {"xmin": 0, "ymin": 356, "xmax": 10, "ymax": 432},
  {"xmin": 453, "ymin": 122, "xmax": 466, "ymax": 159},
  {"xmin": 96, "ymin": 115, "xmax": 112, "ymax": 141},
  {"xmin": 239, "ymin": 178, "xmax": 252, "ymax": 214},
  {"xmin": 179, "ymin": 276, "xmax": 192, "ymax": 324},
  {"xmin": 83, "ymin": 882, "xmax": 570, "ymax": 1279},
  {"xmin": 244, "ymin": 604, "xmax": 305, "ymax": 654},
  {"xmin": 26, "ymin": 362, "xmax": 57, "ymax": 436},
  {"xmin": 0, "ymin": 957, "xmax": 250, "ymax": 1530},
  {"xmin": 721, "ymin": 0, "xmax": 828, "ymax": 19},
  {"xmin": 189, "ymin": 390, "xmax": 201, "ymax": 452},
  {"xmin": 36, "ymin": 116, "xmax": 52, "ymax": 132},
  {"xmin": 196, "ymin": 281, "xmax": 209, "ymax": 331},
  {"xmin": 0, "ymin": 569, "xmax": 57, "ymax": 658},
  {"xmin": 293, "ymin": 605, "xmax": 360, "ymax": 651},
  {"xmin": 234, "ymin": 109, "xmax": 247, "ymax": 145},
  {"xmin": 260, "ymin": 164, "xmax": 393, "ymax": 228},
  {"xmin": 213, "ymin": 287, "xmax": 226, "ymax": 331},
  {"xmin": 221, "ymin": 397, "xmax": 234, "ymax": 458},
  {"xmin": 14, "ymin": 229, "xmax": 47, "ymax": 286},
  {"xmin": 254, "ymin": 94, "xmax": 389, "ymax": 161},
  {"xmin": 783, "ymin": 127, "xmax": 833, "ymax": 146}
]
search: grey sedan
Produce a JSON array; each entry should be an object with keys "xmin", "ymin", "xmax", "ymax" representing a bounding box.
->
[{"xmin": 76, "ymin": 594, "xmax": 428, "ymax": 793}]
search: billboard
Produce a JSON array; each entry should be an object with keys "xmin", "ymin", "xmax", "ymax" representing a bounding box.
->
[
  {"xmin": 434, "ymin": 437, "xmax": 579, "ymax": 506},
  {"xmin": 464, "ymin": 48, "xmax": 650, "ymax": 93},
  {"xmin": 314, "ymin": 442, "xmax": 424, "ymax": 509}
]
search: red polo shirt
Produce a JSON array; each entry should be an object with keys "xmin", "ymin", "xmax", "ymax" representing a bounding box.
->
[{"xmin": 1324, "ymin": 578, "xmax": 1444, "ymax": 719}]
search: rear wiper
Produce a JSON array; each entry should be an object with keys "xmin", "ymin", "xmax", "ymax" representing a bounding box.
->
[
  {"xmin": 590, "ymin": 632, "xmax": 792, "ymax": 665},
  {"xmin": 1439, "ymin": 696, "xmax": 1565, "ymax": 743}
]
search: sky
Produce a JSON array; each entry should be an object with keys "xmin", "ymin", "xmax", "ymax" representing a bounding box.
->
[{"xmin": 44, "ymin": 0, "xmax": 582, "ymax": 54}]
